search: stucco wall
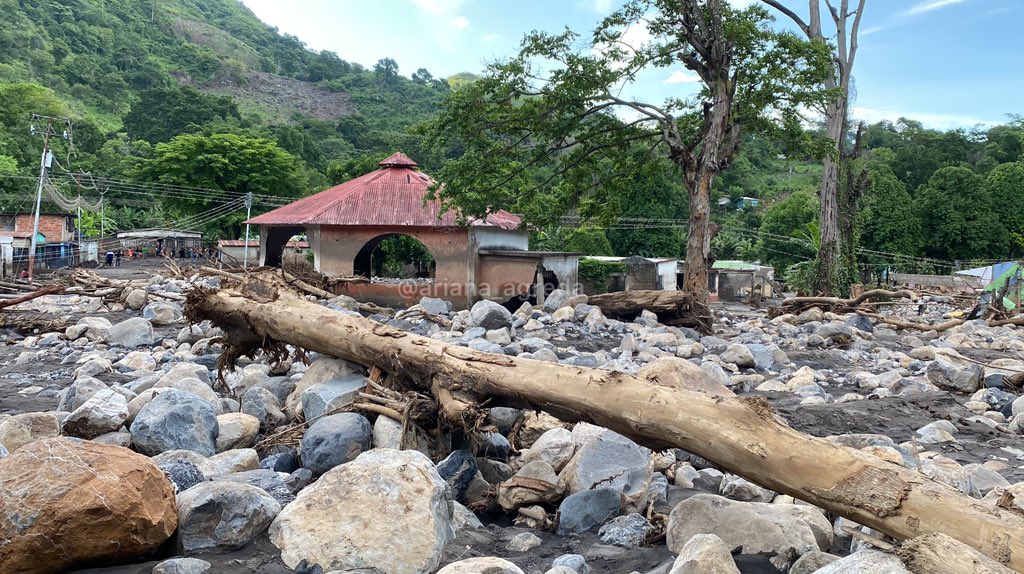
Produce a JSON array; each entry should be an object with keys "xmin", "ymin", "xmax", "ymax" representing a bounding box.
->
[
  {"xmin": 476, "ymin": 254, "xmax": 537, "ymax": 301},
  {"xmin": 541, "ymin": 254, "xmax": 580, "ymax": 295},
  {"xmin": 470, "ymin": 227, "xmax": 529, "ymax": 251}
]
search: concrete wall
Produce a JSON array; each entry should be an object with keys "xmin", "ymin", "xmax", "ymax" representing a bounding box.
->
[
  {"xmin": 470, "ymin": 227, "xmax": 529, "ymax": 251},
  {"xmin": 318, "ymin": 225, "xmax": 475, "ymax": 306},
  {"xmin": 541, "ymin": 254, "xmax": 580, "ymax": 295},
  {"xmin": 656, "ymin": 260, "xmax": 678, "ymax": 291},
  {"xmin": 892, "ymin": 272, "xmax": 983, "ymax": 290},
  {"xmin": 476, "ymin": 254, "xmax": 537, "ymax": 301}
]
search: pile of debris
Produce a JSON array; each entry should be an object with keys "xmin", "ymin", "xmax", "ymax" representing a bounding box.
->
[{"xmin": 0, "ymin": 268, "xmax": 1021, "ymax": 574}]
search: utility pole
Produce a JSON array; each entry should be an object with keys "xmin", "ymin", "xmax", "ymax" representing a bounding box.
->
[
  {"xmin": 27, "ymin": 114, "xmax": 71, "ymax": 283},
  {"xmin": 243, "ymin": 192, "xmax": 253, "ymax": 268}
]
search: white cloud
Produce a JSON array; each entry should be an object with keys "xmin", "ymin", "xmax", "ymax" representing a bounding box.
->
[
  {"xmin": 850, "ymin": 105, "xmax": 997, "ymax": 131},
  {"xmin": 904, "ymin": 0, "xmax": 967, "ymax": 17},
  {"xmin": 592, "ymin": 20, "xmax": 652, "ymax": 71},
  {"xmin": 591, "ymin": 0, "xmax": 613, "ymax": 13},
  {"xmin": 450, "ymin": 15, "xmax": 470, "ymax": 30},
  {"xmin": 481, "ymin": 32, "xmax": 500, "ymax": 44},
  {"xmin": 664, "ymin": 70, "xmax": 700, "ymax": 84}
]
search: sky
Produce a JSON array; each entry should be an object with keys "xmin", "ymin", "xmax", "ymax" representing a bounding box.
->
[{"xmin": 239, "ymin": 0, "xmax": 1023, "ymax": 131}]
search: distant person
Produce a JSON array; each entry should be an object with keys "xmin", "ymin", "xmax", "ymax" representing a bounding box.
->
[
  {"xmin": 127, "ymin": 248, "xmax": 134, "ymax": 260},
  {"xmin": 178, "ymin": 247, "xmax": 186, "ymax": 259},
  {"xmin": 19, "ymin": 269, "xmax": 28, "ymax": 280},
  {"xmin": 115, "ymin": 250, "xmax": 122, "ymax": 267},
  {"xmin": 105, "ymin": 251, "xmax": 114, "ymax": 266}
]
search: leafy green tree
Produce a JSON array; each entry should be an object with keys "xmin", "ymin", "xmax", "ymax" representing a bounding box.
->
[
  {"xmin": 134, "ymin": 133, "xmax": 306, "ymax": 237},
  {"xmin": 914, "ymin": 166, "xmax": 1002, "ymax": 261},
  {"xmin": 858, "ymin": 163, "xmax": 923, "ymax": 258},
  {"xmin": 759, "ymin": 191, "xmax": 818, "ymax": 271},
  {"xmin": 124, "ymin": 86, "xmax": 241, "ymax": 144},
  {"xmin": 986, "ymin": 162, "xmax": 1024, "ymax": 256},
  {"xmin": 426, "ymin": 0, "xmax": 830, "ymax": 304},
  {"xmin": 564, "ymin": 226, "xmax": 614, "ymax": 256}
]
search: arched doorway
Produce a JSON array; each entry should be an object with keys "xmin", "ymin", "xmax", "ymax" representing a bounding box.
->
[{"xmin": 353, "ymin": 233, "xmax": 435, "ymax": 280}]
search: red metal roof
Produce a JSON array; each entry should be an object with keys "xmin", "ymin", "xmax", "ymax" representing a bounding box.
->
[
  {"xmin": 247, "ymin": 153, "xmax": 521, "ymax": 230},
  {"xmin": 218, "ymin": 240, "xmax": 309, "ymax": 248}
]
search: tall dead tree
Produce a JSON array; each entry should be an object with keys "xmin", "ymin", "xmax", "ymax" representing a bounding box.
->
[{"xmin": 763, "ymin": 0, "xmax": 866, "ymax": 295}]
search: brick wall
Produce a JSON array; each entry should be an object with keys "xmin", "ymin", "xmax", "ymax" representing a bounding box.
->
[{"xmin": 14, "ymin": 214, "xmax": 72, "ymax": 242}]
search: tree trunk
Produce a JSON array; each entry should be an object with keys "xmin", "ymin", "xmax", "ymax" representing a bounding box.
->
[
  {"xmin": 681, "ymin": 167, "xmax": 714, "ymax": 304},
  {"xmin": 813, "ymin": 96, "xmax": 845, "ymax": 295},
  {"xmin": 587, "ymin": 290, "xmax": 712, "ymax": 333},
  {"xmin": 899, "ymin": 533, "xmax": 1016, "ymax": 574},
  {"xmin": 186, "ymin": 281, "xmax": 1024, "ymax": 571}
]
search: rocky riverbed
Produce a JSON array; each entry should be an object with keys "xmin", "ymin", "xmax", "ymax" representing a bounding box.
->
[{"xmin": 1, "ymin": 266, "xmax": 1023, "ymax": 574}]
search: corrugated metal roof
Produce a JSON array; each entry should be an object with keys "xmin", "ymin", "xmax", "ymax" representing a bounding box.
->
[
  {"xmin": 218, "ymin": 240, "xmax": 309, "ymax": 248},
  {"xmin": 248, "ymin": 152, "xmax": 521, "ymax": 230}
]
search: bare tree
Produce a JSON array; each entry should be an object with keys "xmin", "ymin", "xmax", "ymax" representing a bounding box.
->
[{"xmin": 762, "ymin": 0, "xmax": 866, "ymax": 295}]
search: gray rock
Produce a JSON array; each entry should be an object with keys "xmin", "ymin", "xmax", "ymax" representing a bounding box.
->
[
  {"xmin": 558, "ymin": 424, "xmax": 652, "ymax": 512},
  {"xmin": 300, "ymin": 374, "xmax": 367, "ymax": 421},
  {"xmin": 488, "ymin": 407, "xmax": 522, "ymax": 435},
  {"xmin": 556, "ymin": 487, "xmax": 621, "ymax": 535},
  {"xmin": 241, "ymin": 386, "xmax": 287, "ymax": 432},
  {"xmin": 143, "ymin": 301, "xmax": 183, "ymax": 326},
  {"xmin": 299, "ymin": 413, "xmax": 372, "ymax": 476},
  {"xmin": 597, "ymin": 513, "xmax": 653, "ymax": 547},
  {"xmin": 152, "ymin": 557, "xmax": 212, "ymax": 574},
  {"xmin": 469, "ymin": 300, "xmax": 514, "ymax": 330},
  {"xmin": 667, "ymin": 494, "xmax": 832, "ymax": 571},
  {"xmin": 789, "ymin": 551, "xmax": 840, "ymax": 574},
  {"xmin": 57, "ymin": 376, "xmax": 108, "ymax": 412},
  {"xmin": 372, "ymin": 414, "xmax": 404, "ymax": 449},
  {"xmin": 522, "ymin": 427, "xmax": 575, "ymax": 472},
  {"xmin": 669, "ymin": 533, "xmax": 740, "ymax": 574},
  {"xmin": 812, "ymin": 550, "xmax": 910, "ymax": 573},
  {"xmin": 131, "ymin": 389, "xmax": 219, "ymax": 457},
  {"xmin": 106, "ymin": 317, "xmax": 154, "ymax": 347},
  {"xmin": 216, "ymin": 469, "xmax": 296, "ymax": 506},
  {"xmin": 214, "ymin": 413, "xmax": 260, "ymax": 452},
  {"xmin": 720, "ymin": 344, "xmax": 755, "ymax": 368},
  {"xmin": 437, "ymin": 449, "xmax": 479, "ymax": 501},
  {"xmin": 158, "ymin": 458, "xmax": 206, "ymax": 493},
  {"xmin": 720, "ymin": 475, "xmax": 775, "ymax": 502},
  {"xmin": 176, "ymin": 481, "xmax": 281, "ymax": 553},
  {"xmin": 552, "ymin": 555, "xmax": 589, "ymax": 574},
  {"xmin": 0, "ymin": 442, "xmax": 8, "ymax": 458},
  {"xmin": 61, "ymin": 388, "xmax": 129, "ymax": 439},
  {"xmin": 507, "ymin": 531, "xmax": 542, "ymax": 552},
  {"xmin": 927, "ymin": 355, "xmax": 983, "ymax": 394},
  {"xmin": 270, "ymin": 449, "xmax": 454, "ymax": 572},
  {"xmin": 438, "ymin": 558, "xmax": 523, "ymax": 574},
  {"xmin": 543, "ymin": 289, "xmax": 571, "ymax": 313},
  {"xmin": 497, "ymin": 460, "xmax": 563, "ymax": 510},
  {"xmin": 419, "ymin": 296, "xmax": 450, "ymax": 316}
]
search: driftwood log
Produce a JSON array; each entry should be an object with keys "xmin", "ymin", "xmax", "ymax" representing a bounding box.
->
[
  {"xmin": 770, "ymin": 288, "xmax": 916, "ymax": 317},
  {"xmin": 0, "ymin": 284, "xmax": 64, "ymax": 310},
  {"xmin": 899, "ymin": 533, "xmax": 1016, "ymax": 574},
  {"xmin": 185, "ymin": 278, "xmax": 1024, "ymax": 570},
  {"xmin": 586, "ymin": 290, "xmax": 713, "ymax": 334}
]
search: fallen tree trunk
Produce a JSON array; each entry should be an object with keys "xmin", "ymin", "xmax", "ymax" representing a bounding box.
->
[
  {"xmin": 185, "ymin": 280, "xmax": 1024, "ymax": 570},
  {"xmin": 0, "ymin": 284, "xmax": 64, "ymax": 310},
  {"xmin": 771, "ymin": 288, "xmax": 916, "ymax": 317},
  {"xmin": 854, "ymin": 310, "xmax": 966, "ymax": 333},
  {"xmin": 586, "ymin": 290, "xmax": 713, "ymax": 334},
  {"xmin": 899, "ymin": 533, "xmax": 1015, "ymax": 574}
]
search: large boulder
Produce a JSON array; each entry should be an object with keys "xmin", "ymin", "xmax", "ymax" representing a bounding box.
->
[
  {"xmin": 543, "ymin": 289, "xmax": 571, "ymax": 313},
  {"xmin": 0, "ymin": 412, "xmax": 60, "ymax": 452},
  {"xmin": 106, "ymin": 317, "xmax": 155, "ymax": 347},
  {"xmin": 299, "ymin": 412, "xmax": 371, "ymax": 476},
  {"xmin": 469, "ymin": 300, "xmax": 514, "ymax": 330},
  {"xmin": 241, "ymin": 386, "xmax": 288, "ymax": 431},
  {"xmin": 926, "ymin": 355, "xmax": 983, "ymax": 394},
  {"xmin": 269, "ymin": 449, "xmax": 455, "ymax": 573},
  {"xmin": 57, "ymin": 376, "xmax": 108, "ymax": 412},
  {"xmin": 497, "ymin": 460, "xmax": 563, "ymax": 510},
  {"xmin": 124, "ymin": 288, "xmax": 148, "ymax": 310},
  {"xmin": 720, "ymin": 344, "xmax": 756, "ymax": 368},
  {"xmin": 61, "ymin": 388, "xmax": 129, "ymax": 439},
  {"xmin": 521, "ymin": 427, "xmax": 576, "ymax": 472},
  {"xmin": 176, "ymin": 481, "xmax": 280, "ymax": 553},
  {"xmin": 156, "ymin": 362, "xmax": 211, "ymax": 387},
  {"xmin": 558, "ymin": 423, "xmax": 653, "ymax": 512},
  {"xmin": 666, "ymin": 494, "xmax": 832, "ymax": 571},
  {"xmin": 638, "ymin": 357, "xmax": 735, "ymax": 397},
  {"xmin": 130, "ymin": 389, "xmax": 219, "ymax": 457},
  {"xmin": 0, "ymin": 438, "xmax": 177, "ymax": 573},
  {"xmin": 143, "ymin": 301, "xmax": 183, "ymax": 326}
]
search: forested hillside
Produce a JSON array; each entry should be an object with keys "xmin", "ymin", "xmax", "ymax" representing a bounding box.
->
[
  {"xmin": 0, "ymin": 0, "xmax": 451, "ymax": 238},
  {"xmin": 0, "ymin": 0, "xmax": 1021, "ymax": 285}
]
